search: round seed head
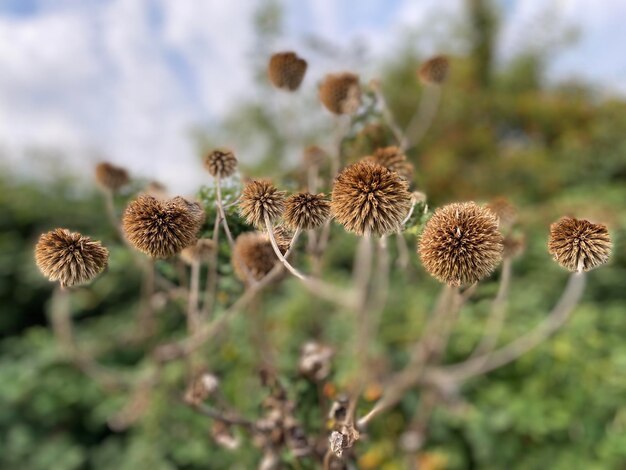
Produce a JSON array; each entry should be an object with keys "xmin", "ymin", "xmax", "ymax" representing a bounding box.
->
[
  {"xmin": 232, "ymin": 231, "xmax": 283, "ymax": 282},
  {"xmin": 272, "ymin": 225, "xmax": 293, "ymax": 253},
  {"xmin": 418, "ymin": 202, "xmax": 504, "ymax": 286},
  {"xmin": 503, "ymin": 233, "xmax": 525, "ymax": 259},
  {"xmin": 172, "ymin": 196, "xmax": 206, "ymax": 229},
  {"xmin": 418, "ymin": 55, "xmax": 450, "ymax": 85},
  {"xmin": 331, "ymin": 161, "xmax": 412, "ymax": 236},
  {"xmin": 268, "ymin": 51, "xmax": 308, "ymax": 91},
  {"xmin": 122, "ymin": 195, "xmax": 201, "ymax": 258},
  {"xmin": 35, "ymin": 228, "xmax": 109, "ymax": 287},
  {"xmin": 284, "ymin": 193, "xmax": 331, "ymax": 231},
  {"xmin": 364, "ymin": 146, "xmax": 414, "ymax": 181},
  {"xmin": 486, "ymin": 197, "xmax": 517, "ymax": 230},
  {"xmin": 180, "ymin": 238, "xmax": 217, "ymax": 265},
  {"xmin": 203, "ymin": 149, "xmax": 238, "ymax": 179},
  {"xmin": 319, "ymin": 72, "xmax": 361, "ymax": 115},
  {"xmin": 95, "ymin": 162, "xmax": 129, "ymax": 191},
  {"xmin": 548, "ymin": 217, "xmax": 611, "ymax": 272},
  {"xmin": 303, "ymin": 145, "xmax": 326, "ymax": 168},
  {"xmin": 239, "ymin": 179, "xmax": 286, "ymax": 228}
]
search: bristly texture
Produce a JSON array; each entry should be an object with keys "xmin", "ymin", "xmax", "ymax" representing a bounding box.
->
[
  {"xmin": 331, "ymin": 161, "xmax": 412, "ymax": 236},
  {"xmin": 319, "ymin": 72, "xmax": 361, "ymax": 115},
  {"xmin": 486, "ymin": 197, "xmax": 517, "ymax": 230},
  {"xmin": 548, "ymin": 217, "xmax": 611, "ymax": 272},
  {"xmin": 418, "ymin": 202, "xmax": 504, "ymax": 286},
  {"xmin": 232, "ymin": 232, "xmax": 285, "ymax": 282},
  {"xmin": 418, "ymin": 55, "xmax": 450, "ymax": 85},
  {"xmin": 364, "ymin": 146, "xmax": 414, "ymax": 181},
  {"xmin": 180, "ymin": 238, "xmax": 217, "ymax": 265},
  {"xmin": 239, "ymin": 180, "xmax": 286, "ymax": 228},
  {"xmin": 268, "ymin": 51, "xmax": 307, "ymax": 91},
  {"xmin": 284, "ymin": 193, "xmax": 331, "ymax": 231},
  {"xmin": 122, "ymin": 195, "xmax": 202, "ymax": 258},
  {"xmin": 35, "ymin": 228, "xmax": 109, "ymax": 287},
  {"xmin": 95, "ymin": 162, "xmax": 129, "ymax": 191},
  {"xmin": 203, "ymin": 149, "xmax": 238, "ymax": 179}
]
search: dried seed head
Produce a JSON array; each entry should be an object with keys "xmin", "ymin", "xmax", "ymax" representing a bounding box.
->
[
  {"xmin": 364, "ymin": 146, "xmax": 414, "ymax": 181},
  {"xmin": 184, "ymin": 372, "xmax": 220, "ymax": 406},
  {"xmin": 172, "ymin": 196, "xmax": 206, "ymax": 228},
  {"xmin": 203, "ymin": 148, "xmax": 238, "ymax": 179},
  {"xmin": 284, "ymin": 193, "xmax": 331, "ymax": 230},
  {"xmin": 303, "ymin": 145, "xmax": 326, "ymax": 168},
  {"xmin": 503, "ymin": 233, "xmax": 525, "ymax": 259},
  {"xmin": 95, "ymin": 162, "xmax": 129, "ymax": 191},
  {"xmin": 331, "ymin": 161, "xmax": 412, "ymax": 236},
  {"xmin": 180, "ymin": 238, "xmax": 216, "ymax": 265},
  {"xmin": 486, "ymin": 197, "xmax": 517, "ymax": 230},
  {"xmin": 232, "ymin": 232, "xmax": 283, "ymax": 282},
  {"xmin": 122, "ymin": 195, "xmax": 201, "ymax": 258},
  {"xmin": 418, "ymin": 202, "xmax": 504, "ymax": 286},
  {"xmin": 272, "ymin": 225, "xmax": 293, "ymax": 253},
  {"xmin": 142, "ymin": 181, "xmax": 168, "ymax": 200},
  {"xmin": 319, "ymin": 72, "xmax": 361, "ymax": 115},
  {"xmin": 239, "ymin": 179, "xmax": 286, "ymax": 228},
  {"xmin": 35, "ymin": 228, "xmax": 109, "ymax": 287},
  {"xmin": 548, "ymin": 217, "xmax": 611, "ymax": 272},
  {"xmin": 268, "ymin": 51, "xmax": 308, "ymax": 91},
  {"xmin": 298, "ymin": 341, "xmax": 334, "ymax": 382},
  {"xmin": 418, "ymin": 55, "xmax": 450, "ymax": 85}
]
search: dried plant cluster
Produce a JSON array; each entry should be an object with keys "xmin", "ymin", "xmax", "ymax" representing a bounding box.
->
[
  {"xmin": 319, "ymin": 72, "xmax": 361, "ymax": 114},
  {"xmin": 239, "ymin": 179, "xmax": 286, "ymax": 228},
  {"xmin": 232, "ymin": 231, "xmax": 284, "ymax": 282},
  {"xmin": 284, "ymin": 192, "xmax": 331, "ymax": 230},
  {"xmin": 95, "ymin": 161, "xmax": 129, "ymax": 191},
  {"xmin": 203, "ymin": 149, "xmax": 238, "ymax": 179},
  {"xmin": 418, "ymin": 55, "xmax": 450, "ymax": 85},
  {"xmin": 268, "ymin": 51, "xmax": 308, "ymax": 91},
  {"xmin": 364, "ymin": 145, "xmax": 414, "ymax": 181},
  {"xmin": 548, "ymin": 217, "xmax": 612, "ymax": 272}
]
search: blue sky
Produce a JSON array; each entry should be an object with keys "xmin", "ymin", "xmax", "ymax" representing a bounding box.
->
[{"xmin": 1, "ymin": 0, "xmax": 625, "ymax": 193}]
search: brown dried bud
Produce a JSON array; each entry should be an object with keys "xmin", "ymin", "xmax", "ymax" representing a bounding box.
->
[
  {"xmin": 319, "ymin": 72, "xmax": 361, "ymax": 115},
  {"xmin": 232, "ymin": 232, "xmax": 282, "ymax": 282},
  {"xmin": 329, "ymin": 425, "xmax": 360, "ymax": 458},
  {"xmin": 364, "ymin": 146, "xmax": 414, "ymax": 181},
  {"xmin": 284, "ymin": 193, "xmax": 331, "ymax": 231},
  {"xmin": 122, "ymin": 195, "xmax": 201, "ymax": 258},
  {"xmin": 298, "ymin": 341, "xmax": 334, "ymax": 381},
  {"xmin": 239, "ymin": 179, "xmax": 286, "ymax": 228},
  {"xmin": 418, "ymin": 55, "xmax": 450, "ymax": 85},
  {"xmin": 35, "ymin": 228, "xmax": 109, "ymax": 287},
  {"xmin": 548, "ymin": 217, "xmax": 611, "ymax": 272},
  {"xmin": 331, "ymin": 161, "xmax": 412, "ymax": 236},
  {"xmin": 180, "ymin": 238, "xmax": 216, "ymax": 265},
  {"xmin": 268, "ymin": 51, "xmax": 308, "ymax": 91},
  {"xmin": 486, "ymin": 197, "xmax": 517, "ymax": 231},
  {"xmin": 418, "ymin": 202, "xmax": 504, "ymax": 286},
  {"xmin": 203, "ymin": 149, "xmax": 238, "ymax": 179},
  {"xmin": 184, "ymin": 372, "xmax": 220, "ymax": 406},
  {"xmin": 211, "ymin": 421, "xmax": 240, "ymax": 450},
  {"xmin": 95, "ymin": 162, "xmax": 129, "ymax": 191}
]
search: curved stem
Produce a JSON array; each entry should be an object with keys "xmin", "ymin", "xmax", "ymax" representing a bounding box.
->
[
  {"xmin": 402, "ymin": 85, "xmax": 441, "ymax": 151},
  {"xmin": 200, "ymin": 213, "xmax": 221, "ymax": 320},
  {"xmin": 187, "ymin": 261, "xmax": 200, "ymax": 334},
  {"xmin": 215, "ymin": 176, "xmax": 234, "ymax": 248}
]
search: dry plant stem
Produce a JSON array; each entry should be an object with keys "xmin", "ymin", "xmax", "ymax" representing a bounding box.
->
[
  {"xmin": 307, "ymin": 164, "xmax": 319, "ymax": 194},
  {"xmin": 402, "ymin": 85, "xmax": 441, "ymax": 151},
  {"xmin": 375, "ymin": 87, "xmax": 405, "ymax": 145},
  {"xmin": 215, "ymin": 176, "xmax": 235, "ymax": 248},
  {"xmin": 103, "ymin": 189, "xmax": 126, "ymax": 242},
  {"xmin": 136, "ymin": 259, "xmax": 156, "ymax": 338},
  {"xmin": 396, "ymin": 232, "xmax": 410, "ymax": 269},
  {"xmin": 369, "ymin": 236, "xmax": 391, "ymax": 340},
  {"xmin": 187, "ymin": 261, "xmax": 201, "ymax": 334},
  {"xmin": 192, "ymin": 402, "xmax": 255, "ymax": 429},
  {"xmin": 200, "ymin": 214, "xmax": 221, "ymax": 320}
]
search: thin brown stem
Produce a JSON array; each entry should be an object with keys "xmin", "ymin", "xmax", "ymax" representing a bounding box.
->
[
  {"xmin": 215, "ymin": 176, "xmax": 235, "ymax": 248},
  {"xmin": 187, "ymin": 261, "xmax": 201, "ymax": 335},
  {"xmin": 402, "ymin": 85, "xmax": 441, "ymax": 151},
  {"xmin": 200, "ymin": 213, "xmax": 221, "ymax": 320}
]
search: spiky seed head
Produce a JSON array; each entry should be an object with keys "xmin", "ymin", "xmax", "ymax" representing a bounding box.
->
[
  {"xmin": 180, "ymin": 238, "xmax": 216, "ymax": 265},
  {"xmin": 486, "ymin": 197, "xmax": 517, "ymax": 230},
  {"xmin": 284, "ymin": 193, "xmax": 331, "ymax": 231},
  {"xmin": 239, "ymin": 179, "xmax": 286, "ymax": 228},
  {"xmin": 95, "ymin": 162, "xmax": 129, "ymax": 191},
  {"xmin": 418, "ymin": 55, "xmax": 450, "ymax": 85},
  {"xmin": 203, "ymin": 149, "xmax": 238, "ymax": 179},
  {"xmin": 35, "ymin": 228, "xmax": 109, "ymax": 287},
  {"xmin": 272, "ymin": 225, "xmax": 293, "ymax": 253},
  {"xmin": 268, "ymin": 51, "xmax": 308, "ymax": 91},
  {"xmin": 331, "ymin": 161, "xmax": 412, "ymax": 236},
  {"xmin": 303, "ymin": 145, "xmax": 326, "ymax": 168},
  {"xmin": 364, "ymin": 146, "xmax": 414, "ymax": 181},
  {"xmin": 548, "ymin": 217, "xmax": 611, "ymax": 272},
  {"xmin": 122, "ymin": 195, "xmax": 201, "ymax": 258},
  {"xmin": 319, "ymin": 72, "xmax": 361, "ymax": 115},
  {"xmin": 232, "ymin": 232, "xmax": 284, "ymax": 282},
  {"xmin": 171, "ymin": 196, "xmax": 206, "ymax": 229},
  {"xmin": 418, "ymin": 202, "xmax": 504, "ymax": 286}
]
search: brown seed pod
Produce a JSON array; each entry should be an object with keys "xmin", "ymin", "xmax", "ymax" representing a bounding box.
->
[
  {"xmin": 122, "ymin": 195, "xmax": 201, "ymax": 258},
  {"xmin": 364, "ymin": 146, "xmax": 414, "ymax": 181},
  {"xmin": 203, "ymin": 149, "xmax": 238, "ymax": 179},
  {"xmin": 418, "ymin": 202, "xmax": 504, "ymax": 286},
  {"xmin": 172, "ymin": 196, "xmax": 206, "ymax": 229},
  {"xmin": 180, "ymin": 238, "xmax": 216, "ymax": 265},
  {"xmin": 548, "ymin": 217, "xmax": 611, "ymax": 272},
  {"xmin": 486, "ymin": 197, "xmax": 517, "ymax": 230},
  {"xmin": 239, "ymin": 179, "xmax": 286, "ymax": 228},
  {"xmin": 232, "ymin": 231, "xmax": 284, "ymax": 282},
  {"xmin": 268, "ymin": 51, "xmax": 308, "ymax": 91},
  {"xmin": 35, "ymin": 228, "xmax": 109, "ymax": 287},
  {"xmin": 418, "ymin": 55, "xmax": 450, "ymax": 85},
  {"xmin": 95, "ymin": 162, "xmax": 129, "ymax": 191},
  {"xmin": 319, "ymin": 72, "xmax": 361, "ymax": 115},
  {"xmin": 284, "ymin": 193, "xmax": 331, "ymax": 231},
  {"xmin": 331, "ymin": 161, "xmax": 412, "ymax": 236}
]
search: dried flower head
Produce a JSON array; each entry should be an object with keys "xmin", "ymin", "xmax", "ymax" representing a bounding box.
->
[
  {"xmin": 184, "ymin": 372, "xmax": 220, "ymax": 406},
  {"xmin": 95, "ymin": 162, "xmax": 129, "ymax": 191},
  {"xmin": 548, "ymin": 217, "xmax": 611, "ymax": 272},
  {"xmin": 303, "ymin": 145, "xmax": 326, "ymax": 168},
  {"xmin": 272, "ymin": 225, "xmax": 293, "ymax": 253},
  {"xmin": 268, "ymin": 51, "xmax": 308, "ymax": 91},
  {"xmin": 364, "ymin": 146, "xmax": 414, "ymax": 181},
  {"xmin": 418, "ymin": 55, "xmax": 450, "ymax": 85},
  {"xmin": 419, "ymin": 202, "xmax": 504, "ymax": 286},
  {"xmin": 232, "ymin": 232, "xmax": 283, "ymax": 282},
  {"xmin": 35, "ymin": 228, "xmax": 109, "ymax": 287},
  {"xmin": 319, "ymin": 72, "xmax": 361, "ymax": 115},
  {"xmin": 239, "ymin": 179, "xmax": 286, "ymax": 228},
  {"xmin": 284, "ymin": 193, "xmax": 331, "ymax": 231},
  {"xmin": 486, "ymin": 197, "xmax": 517, "ymax": 230},
  {"xmin": 503, "ymin": 233, "xmax": 525, "ymax": 259},
  {"xmin": 122, "ymin": 195, "xmax": 201, "ymax": 258},
  {"xmin": 172, "ymin": 196, "xmax": 206, "ymax": 229},
  {"xmin": 203, "ymin": 149, "xmax": 238, "ymax": 179},
  {"xmin": 298, "ymin": 341, "xmax": 334, "ymax": 382},
  {"xmin": 331, "ymin": 161, "xmax": 412, "ymax": 236},
  {"xmin": 180, "ymin": 238, "xmax": 216, "ymax": 265}
]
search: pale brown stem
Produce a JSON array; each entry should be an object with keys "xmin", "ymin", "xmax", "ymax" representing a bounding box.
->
[
  {"xmin": 200, "ymin": 213, "xmax": 221, "ymax": 320},
  {"xmin": 136, "ymin": 259, "xmax": 156, "ymax": 338},
  {"xmin": 103, "ymin": 189, "xmax": 125, "ymax": 242},
  {"xmin": 374, "ymin": 86, "xmax": 405, "ymax": 146},
  {"xmin": 215, "ymin": 176, "xmax": 235, "ymax": 248},
  {"xmin": 395, "ymin": 232, "xmax": 410, "ymax": 270},
  {"xmin": 187, "ymin": 261, "xmax": 200, "ymax": 335},
  {"xmin": 402, "ymin": 85, "xmax": 441, "ymax": 151}
]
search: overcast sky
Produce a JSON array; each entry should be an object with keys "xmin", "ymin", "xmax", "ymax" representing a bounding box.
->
[{"xmin": 1, "ymin": 0, "xmax": 625, "ymax": 193}]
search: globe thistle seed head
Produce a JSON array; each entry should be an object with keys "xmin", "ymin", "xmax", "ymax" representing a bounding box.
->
[
  {"xmin": 171, "ymin": 196, "xmax": 206, "ymax": 229},
  {"xmin": 418, "ymin": 55, "xmax": 450, "ymax": 85},
  {"xmin": 331, "ymin": 161, "xmax": 412, "ymax": 236},
  {"xmin": 35, "ymin": 228, "xmax": 109, "ymax": 287},
  {"xmin": 239, "ymin": 179, "xmax": 286, "ymax": 228},
  {"xmin": 180, "ymin": 238, "xmax": 217, "ymax": 265},
  {"xmin": 486, "ymin": 197, "xmax": 517, "ymax": 230},
  {"xmin": 203, "ymin": 149, "xmax": 238, "ymax": 179},
  {"xmin": 418, "ymin": 202, "xmax": 504, "ymax": 286},
  {"xmin": 95, "ymin": 162, "xmax": 129, "ymax": 192},
  {"xmin": 232, "ymin": 232, "xmax": 284, "ymax": 282},
  {"xmin": 284, "ymin": 193, "xmax": 331, "ymax": 231},
  {"xmin": 272, "ymin": 225, "xmax": 293, "ymax": 253},
  {"xmin": 122, "ymin": 195, "xmax": 201, "ymax": 258},
  {"xmin": 548, "ymin": 217, "xmax": 611, "ymax": 272},
  {"xmin": 319, "ymin": 72, "xmax": 361, "ymax": 115},
  {"xmin": 364, "ymin": 146, "xmax": 414, "ymax": 181},
  {"xmin": 268, "ymin": 51, "xmax": 308, "ymax": 91},
  {"xmin": 503, "ymin": 233, "xmax": 526, "ymax": 259},
  {"xmin": 303, "ymin": 145, "xmax": 326, "ymax": 168}
]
